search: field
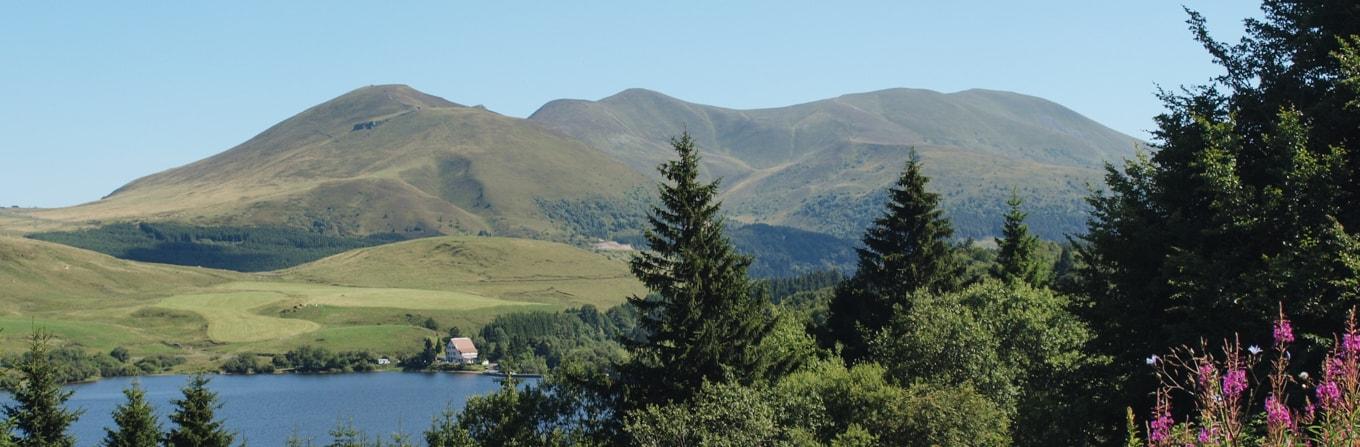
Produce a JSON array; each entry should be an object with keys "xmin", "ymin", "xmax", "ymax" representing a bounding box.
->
[{"xmin": 0, "ymin": 235, "xmax": 642, "ymax": 368}]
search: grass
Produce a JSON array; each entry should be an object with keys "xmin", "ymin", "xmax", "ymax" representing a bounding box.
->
[
  {"xmin": 159, "ymin": 291, "xmax": 322, "ymax": 343},
  {"xmin": 0, "ymin": 234, "xmax": 638, "ymax": 370}
]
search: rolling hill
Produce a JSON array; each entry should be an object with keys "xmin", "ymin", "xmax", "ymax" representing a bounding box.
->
[
  {"xmin": 0, "ymin": 234, "xmax": 639, "ymax": 364},
  {"xmin": 530, "ymin": 88, "xmax": 1143, "ymax": 239},
  {"xmin": 29, "ymin": 85, "xmax": 648, "ymax": 239}
]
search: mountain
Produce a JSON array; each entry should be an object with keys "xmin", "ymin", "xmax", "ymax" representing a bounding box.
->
[
  {"xmin": 530, "ymin": 88, "xmax": 1143, "ymax": 239},
  {"xmin": 31, "ymin": 85, "xmax": 648, "ymax": 239}
]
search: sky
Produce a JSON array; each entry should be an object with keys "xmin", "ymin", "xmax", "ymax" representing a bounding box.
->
[{"xmin": 0, "ymin": 1, "xmax": 1261, "ymax": 208}]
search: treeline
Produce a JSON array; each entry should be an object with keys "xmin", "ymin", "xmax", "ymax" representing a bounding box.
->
[
  {"xmin": 476, "ymin": 305, "xmax": 639, "ymax": 374},
  {"xmin": 28, "ymin": 222, "xmax": 407, "ymax": 272},
  {"xmin": 0, "ymin": 346, "xmax": 184, "ymax": 383},
  {"xmin": 728, "ymin": 224, "xmax": 857, "ymax": 277}
]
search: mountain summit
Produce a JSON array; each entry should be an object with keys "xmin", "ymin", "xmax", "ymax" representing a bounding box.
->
[
  {"xmin": 531, "ymin": 87, "xmax": 1143, "ymax": 238},
  {"xmin": 37, "ymin": 85, "xmax": 647, "ymax": 237}
]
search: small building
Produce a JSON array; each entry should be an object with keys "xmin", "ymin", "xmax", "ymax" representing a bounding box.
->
[
  {"xmin": 377, "ymin": 357, "xmax": 392, "ymax": 366},
  {"xmin": 446, "ymin": 337, "xmax": 479, "ymax": 365}
]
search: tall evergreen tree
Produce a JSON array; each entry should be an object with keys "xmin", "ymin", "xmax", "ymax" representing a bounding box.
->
[
  {"xmin": 1075, "ymin": 1, "xmax": 1360, "ymax": 441},
  {"xmin": 2, "ymin": 330, "xmax": 81, "ymax": 447},
  {"xmin": 165, "ymin": 374, "xmax": 233, "ymax": 447},
  {"xmin": 101, "ymin": 382, "xmax": 160, "ymax": 447},
  {"xmin": 619, "ymin": 132, "xmax": 786, "ymax": 409},
  {"xmin": 824, "ymin": 152, "xmax": 963, "ymax": 361},
  {"xmin": 991, "ymin": 191, "xmax": 1047, "ymax": 286}
]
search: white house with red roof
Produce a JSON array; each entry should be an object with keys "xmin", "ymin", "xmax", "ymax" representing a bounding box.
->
[{"xmin": 446, "ymin": 337, "xmax": 479, "ymax": 365}]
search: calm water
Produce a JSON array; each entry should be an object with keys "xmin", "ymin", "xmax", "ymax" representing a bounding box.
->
[{"xmin": 19, "ymin": 372, "xmax": 522, "ymax": 446}]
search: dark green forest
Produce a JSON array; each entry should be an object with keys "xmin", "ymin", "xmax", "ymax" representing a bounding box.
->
[{"xmin": 28, "ymin": 223, "xmax": 407, "ymax": 272}]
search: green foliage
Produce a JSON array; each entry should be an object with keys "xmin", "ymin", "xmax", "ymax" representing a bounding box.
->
[
  {"xmin": 1, "ymin": 331, "xmax": 81, "ymax": 447},
  {"xmin": 477, "ymin": 305, "xmax": 635, "ymax": 374},
  {"xmin": 454, "ymin": 378, "xmax": 567, "ymax": 446},
  {"xmin": 101, "ymin": 382, "xmax": 161, "ymax": 447},
  {"xmin": 772, "ymin": 361, "xmax": 1010, "ymax": 447},
  {"xmin": 759, "ymin": 270, "xmax": 845, "ymax": 305},
  {"xmin": 621, "ymin": 133, "xmax": 791, "ymax": 408},
  {"xmin": 273, "ymin": 346, "xmax": 375, "ymax": 373},
  {"xmin": 0, "ymin": 345, "xmax": 145, "ymax": 383},
  {"xmin": 220, "ymin": 354, "xmax": 273, "ymax": 375},
  {"xmin": 869, "ymin": 281, "xmax": 1090, "ymax": 445},
  {"xmin": 991, "ymin": 192, "xmax": 1047, "ymax": 286},
  {"xmin": 826, "ymin": 152, "xmax": 964, "ymax": 361},
  {"xmin": 108, "ymin": 347, "xmax": 129, "ymax": 364},
  {"xmin": 728, "ymin": 224, "xmax": 858, "ymax": 278},
  {"xmin": 132, "ymin": 355, "xmax": 184, "ymax": 375},
  {"xmin": 624, "ymin": 381, "xmax": 781, "ymax": 447},
  {"xmin": 423, "ymin": 408, "xmax": 474, "ymax": 447},
  {"xmin": 28, "ymin": 223, "xmax": 406, "ymax": 272},
  {"xmin": 165, "ymin": 374, "xmax": 233, "ymax": 447}
]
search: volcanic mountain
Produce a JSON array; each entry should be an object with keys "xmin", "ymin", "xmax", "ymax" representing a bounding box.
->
[
  {"xmin": 530, "ymin": 88, "xmax": 1143, "ymax": 239},
  {"xmin": 33, "ymin": 85, "xmax": 648, "ymax": 238}
]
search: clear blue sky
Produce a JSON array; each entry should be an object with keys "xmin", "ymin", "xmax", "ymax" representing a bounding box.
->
[{"xmin": 0, "ymin": 1, "xmax": 1260, "ymax": 208}]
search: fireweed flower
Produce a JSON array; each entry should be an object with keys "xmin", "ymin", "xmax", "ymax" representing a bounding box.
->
[
  {"xmin": 1149, "ymin": 412, "xmax": 1174, "ymax": 444},
  {"xmin": 1345, "ymin": 333, "xmax": 1360, "ymax": 354},
  {"xmin": 1265, "ymin": 395, "xmax": 1291, "ymax": 427},
  {"xmin": 1146, "ymin": 355, "xmax": 1159, "ymax": 366},
  {"xmin": 1318, "ymin": 380, "xmax": 1342, "ymax": 410},
  {"xmin": 1275, "ymin": 318, "xmax": 1295, "ymax": 345},
  {"xmin": 1197, "ymin": 362, "xmax": 1215, "ymax": 387},
  {"xmin": 1248, "ymin": 345, "xmax": 1263, "ymax": 355},
  {"xmin": 1222, "ymin": 369, "xmax": 1248, "ymax": 397}
]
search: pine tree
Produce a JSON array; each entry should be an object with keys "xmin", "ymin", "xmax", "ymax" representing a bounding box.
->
[
  {"xmin": 824, "ymin": 152, "xmax": 962, "ymax": 362},
  {"xmin": 991, "ymin": 191, "xmax": 1047, "ymax": 286},
  {"xmin": 101, "ymin": 382, "xmax": 161, "ymax": 447},
  {"xmin": 620, "ymin": 132, "xmax": 785, "ymax": 408},
  {"xmin": 2, "ymin": 330, "xmax": 81, "ymax": 447},
  {"xmin": 165, "ymin": 374, "xmax": 233, "ymax": 447}
]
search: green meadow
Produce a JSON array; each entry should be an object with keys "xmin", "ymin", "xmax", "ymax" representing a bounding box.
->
[{"xmin": 0, "ymin": 235, "xmax": 644, "ymax": 369}]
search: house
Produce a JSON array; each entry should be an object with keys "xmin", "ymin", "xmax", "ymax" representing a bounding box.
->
[
  {"xmin": 446, "ymin": 337, "xmax": 479, "ymax": 365},
  {"xmin": 377, "ymin": 357, "xmax": 391, "ymax": 366}
]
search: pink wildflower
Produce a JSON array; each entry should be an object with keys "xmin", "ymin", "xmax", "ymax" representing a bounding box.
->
[
  {"xmin": 1197, "ymin": 361, "xmax": 1215, "ymax": 387},
  {"xmin": 1274, "ymin": 317, "xmax": 1295, "ymax": 345},
  {"xmin": 1149, "ymin": 412, "xmax": 1174, "ymax": 444},
  {"xmin": 1222, "ymin": 369, "xmax": 1248, "ymax": 397},
  {"xmin": 1345, "ymin": 333, "xmax": 1360, "ymax": 354},
  {"xmin": 1265, "ymin": 395, "xmax": 1291, "ymax": 428},
  {"xmin": 1318, "ymin": 380, "xmax": 1343, "ymax": 410}
]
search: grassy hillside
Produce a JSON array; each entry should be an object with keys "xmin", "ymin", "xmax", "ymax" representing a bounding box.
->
[
  {"xmin": 0, "ymin": 235, "xmax": 639, "ymax": 369},
  {"xmin": 281, "ymin": 236, "xmax": 645, "ymax": 309},
  {"xmin": 27, "ymin": 85, "xmax": 647, "ymax": 239},
  {"xmin": 530, "ymin": 88, "xmax": 1143, "ymax": 239}
]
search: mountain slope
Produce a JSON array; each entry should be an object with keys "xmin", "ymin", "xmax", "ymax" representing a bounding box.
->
[
  {"xmin": 0, "ymin": 236, "xmax": 242, "ymax": 310},
  {"xmin": 32, "ymin": 85, "xmax": 648, "ymax": 239},
  {"xmin": 281, "ymin": 235, "xmax": 644, "ymax": 307},
  {"xmin": 531, "ymin": 88, "xmax": 1142, "ymax": 239}
]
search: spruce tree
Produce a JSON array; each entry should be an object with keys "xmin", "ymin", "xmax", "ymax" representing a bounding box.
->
[
  {"xmin": 825, "ymin": 152, "xmax": 962, "ymax": 362},
  {"xmin": 2, "ymin": 330, "xmax": 81, "ymax": 447},
  {"xmin": 620, "ymin": 132, "xmax": 784, "ymax": 408},
  {"xmin": 991, "ymin": 191, "xmax": 1046, "ymax": 286},
  {"xmin": 165, "ymin": 374, "xmax": 233, "ymax": 447},
  {"xmin": 101, "ymin": 382, "xmax": 160, "ymax": 447}
]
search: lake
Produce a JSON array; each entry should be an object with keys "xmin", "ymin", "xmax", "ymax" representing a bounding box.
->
[{"xmin": 26, "ymin": 372, "xmax": 522, "ymax": 446}]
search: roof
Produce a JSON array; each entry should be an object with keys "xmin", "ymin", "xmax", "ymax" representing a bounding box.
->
[{"xmin": 449, "ymin": 337, "xmax": 477, "ymax": 354}]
